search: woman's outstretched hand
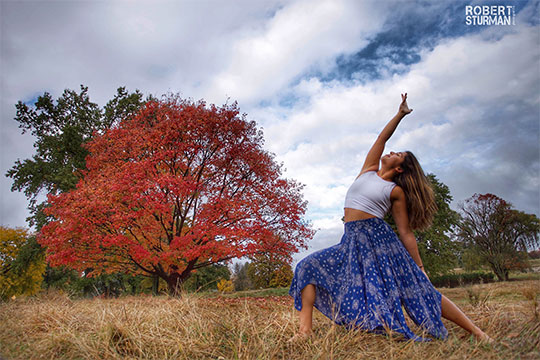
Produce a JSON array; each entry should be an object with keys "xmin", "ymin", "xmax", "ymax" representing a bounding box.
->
[{"xmin": 399, "ymin": 93, "xmax": 413, "ymax": 115}]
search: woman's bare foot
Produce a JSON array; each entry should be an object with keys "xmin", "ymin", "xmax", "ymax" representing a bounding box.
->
[{"xmin": 287, "ymin": 330, "xmax": 312, "ymax": 343}]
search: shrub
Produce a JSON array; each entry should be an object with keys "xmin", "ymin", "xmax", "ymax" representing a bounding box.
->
[
  {"xmin": 430, "ymin": 271, "xmax": 495, "ymax": 288},
  {"xmin": 217, "ymin": 279, "xmax": 234, "ymax": 293}
]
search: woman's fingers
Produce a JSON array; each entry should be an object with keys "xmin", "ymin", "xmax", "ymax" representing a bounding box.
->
[{"xmin": 399, "ymin": 93, "xmax": 412, "ymax": 115}]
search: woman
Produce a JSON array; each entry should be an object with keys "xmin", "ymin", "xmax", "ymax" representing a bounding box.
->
[{"xmin": 289, "ymin": 94, "xmax": 492, "ymax": 342}]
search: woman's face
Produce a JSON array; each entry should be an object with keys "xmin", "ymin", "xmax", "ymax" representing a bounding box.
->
[{"xmin": 382, "ymin": 151, "xmax": 406, "ymax": 168}]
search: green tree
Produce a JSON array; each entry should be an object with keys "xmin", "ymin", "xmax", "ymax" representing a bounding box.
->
[
  {"xmin": 460, "ymin": 247, "xmax": 486, "ymax": 271},
  {"xmin": 42, "ymin": 265, "xmax": 79, "ymax": 291},
  {"xmin": 416, "ymin": 174, "xmax": 462, "ymax": 275},
  {"xmin": 247, "ymin": 253, "xmax": 293, "ymax": 289},
  {"xmin": 458, "ymin": 193, "xmax": 540, "ymax": 281},
  {"xmin": 6, "ymin": 85, "xmax": 146, "ymax": 231},
  {"xmin": 182, "ymin": 264, "xmax": 231, "ymax": 292},
  {"xmin": 69, "ymin": 271, "xmax": 146, "ymax": 298},
  {"xmin": 385, "ymin": 174, "xmax": 461, "ymax": 276},
  {"xmin": 42, "ymin": 265, "xmax": 150, "ymax": 297}
]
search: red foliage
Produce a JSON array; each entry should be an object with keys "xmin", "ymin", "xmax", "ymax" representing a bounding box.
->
[{"xmin": 39, "ymin": 98, "xmax": 313, "ymax": 293}]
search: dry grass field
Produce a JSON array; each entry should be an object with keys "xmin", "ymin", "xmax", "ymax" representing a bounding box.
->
[{"xmin": 1, "ymin": 276, "xmax": 539, "ymax": 360}]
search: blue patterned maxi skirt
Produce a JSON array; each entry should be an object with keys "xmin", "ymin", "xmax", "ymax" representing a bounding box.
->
[{"xmin": 289, "ymin": 217, "xmax": 448, "ymax": 342}]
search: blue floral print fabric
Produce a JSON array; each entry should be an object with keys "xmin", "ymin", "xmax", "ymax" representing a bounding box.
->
[{"xmin": 289, "ymin": 217, "xmax": 448, "ymax": 342}]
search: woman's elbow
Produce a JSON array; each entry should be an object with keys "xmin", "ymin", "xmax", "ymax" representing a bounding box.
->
[{"xmin": 399, "ymin": 231, "xmax": 416, "ymax": 244}]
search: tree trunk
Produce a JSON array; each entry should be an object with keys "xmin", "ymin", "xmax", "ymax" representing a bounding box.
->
[
  {"xmin": 152, "ymin": 274, "xmax": 160, "ymax": 295},
  {"xmin": 490, "ymin": 263, "xmax": 505, "ymax": 281},
  {"xmin": 163, "ymin": 266, "xmax": 195, "ymax": 297},
  {"xmin": 165, "ymin": 273, "xmax": 184, "ymax": 297}
]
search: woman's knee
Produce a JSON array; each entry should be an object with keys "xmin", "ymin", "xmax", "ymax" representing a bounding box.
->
[{"xmin": 301, "ymin": 284, "xmax": 316, "ymax": 305}]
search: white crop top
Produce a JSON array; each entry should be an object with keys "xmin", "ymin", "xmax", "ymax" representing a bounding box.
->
[{"xmin": 344, "ymin": 171, "xmax": 396, "ymax": 218}]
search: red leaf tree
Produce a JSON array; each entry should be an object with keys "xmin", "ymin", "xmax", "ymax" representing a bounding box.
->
[{"xmin": 39, "ymin": 97, "xmax": 314, "ymax": 295}]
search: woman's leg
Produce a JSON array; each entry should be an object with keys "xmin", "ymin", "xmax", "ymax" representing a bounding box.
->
[
  {"xmin": 288, "ymin": 284, "xmax": 316, "ymax": 342},
  {"xmin": 298, "ymin": 284, "xmax": 316, "ymax": 335},
  {"xmin": 441, "ymin": 294, "xmax": 492, "ymax": 341}
]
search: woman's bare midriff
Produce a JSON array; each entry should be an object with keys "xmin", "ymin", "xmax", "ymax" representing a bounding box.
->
[{"xmin": 344, "ymin": 208, "xmax": 377, "ymax": 223}]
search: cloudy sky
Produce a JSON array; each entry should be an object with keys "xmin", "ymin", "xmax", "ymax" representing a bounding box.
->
[{"xmin": 1, "ymin": 0, "xmax": 539, "ymax": 262}]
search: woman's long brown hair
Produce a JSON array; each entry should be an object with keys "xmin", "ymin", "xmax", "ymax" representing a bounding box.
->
[{"xmin": 393, "ymin": 151, "xmax": 437, "ymax": 231}]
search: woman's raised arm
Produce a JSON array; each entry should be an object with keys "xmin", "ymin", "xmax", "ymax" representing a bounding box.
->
[{"xmin": 359, "ymin": 93, "xmax": 413, "ymax": 176}]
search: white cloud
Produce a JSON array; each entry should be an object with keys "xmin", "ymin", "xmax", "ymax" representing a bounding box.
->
[{"xmin": 202, "ymin": 0, "xmax": 388, "ymax": 105}]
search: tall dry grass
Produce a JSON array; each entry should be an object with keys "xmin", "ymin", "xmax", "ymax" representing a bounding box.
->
[{"xmin": 1, "ymin": 279, "xmax": 539, "ymax": 360}]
